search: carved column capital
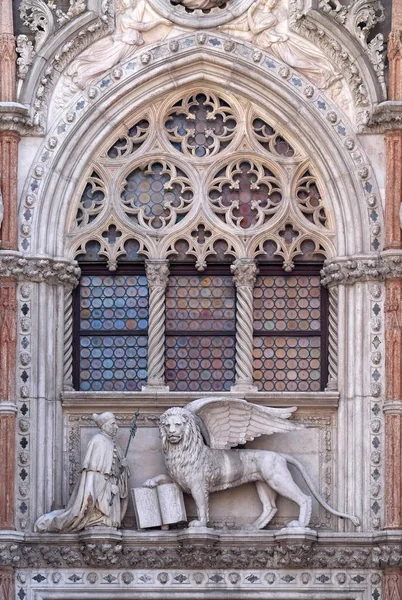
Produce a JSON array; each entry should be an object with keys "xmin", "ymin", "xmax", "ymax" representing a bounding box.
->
[
  {"xmin": 143, "ymin": 260, "xmax": 170, "ymax": 391},
  {"xmin": 231, "ymin": 258, "xmax": 259, "ymax": 288},
  {"xmin": 0, "ymin": 103, "xmax": 34, "ymax": 136},
  {"xmin": 145, "ymin": 260, "xmax": 170, "ymax": 289},
  {"xmin": 0, "ymin": 252, "xmax": 81, "ymax": 287}
]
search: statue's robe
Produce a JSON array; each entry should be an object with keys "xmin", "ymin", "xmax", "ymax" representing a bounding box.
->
[{"xmin": 34, "ymin": 432, "xmax": 129, "ymax": 532}]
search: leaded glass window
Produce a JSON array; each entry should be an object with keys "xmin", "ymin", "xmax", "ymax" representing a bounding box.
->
[
  {"xmin": 165, "ymin": 266, "xmax": 236, "ymax": 392},
  {"xmin": 74, "ymin": 264, "xmax": 148, "ymax": 391},
  {"xmin": 252, "ymin": 265, "xmax": 328, "ymax": 392}
]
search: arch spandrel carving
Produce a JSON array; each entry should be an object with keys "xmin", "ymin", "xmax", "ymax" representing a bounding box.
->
[{"xmin": 15, "ymin": 0, "xmax": 385, "ymax": 130}]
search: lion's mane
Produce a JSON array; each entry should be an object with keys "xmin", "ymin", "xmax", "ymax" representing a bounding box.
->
[{"xmin": 160, "ymin": 408, "xmax": 206, "ymax": 490}]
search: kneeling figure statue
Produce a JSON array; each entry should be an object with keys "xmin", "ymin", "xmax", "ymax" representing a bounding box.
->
[
  {"xmin": 35, "ymin": 412, "xmax": 129, "ymax": 532},
  {"xmin": 144, "ymin": 398, "xmax": 360, "ymax": 530}
]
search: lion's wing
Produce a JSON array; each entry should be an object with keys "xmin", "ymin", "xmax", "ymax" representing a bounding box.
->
[{"xmin": 185, "ymin": 397, "xmax": 299, "ymax": 449}]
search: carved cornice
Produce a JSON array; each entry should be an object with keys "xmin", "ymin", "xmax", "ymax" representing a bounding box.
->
[
  {"xmin": 363, "ymin": 101, "xmax": 402, "ymax": 132},
  {"xmin": 0, "ymin": 103, "xmax": 36, "ymax": 136},
  {"xmin": 321, "ymin": 253, "xmax": 402, "ymax": 287},
  {"xmin": 0, "ymin": 252, "xmax": 80, "ymax": 287},
  {"xmin": 0, "ymin": 534, "xmax": 401, "ymax": 569}
]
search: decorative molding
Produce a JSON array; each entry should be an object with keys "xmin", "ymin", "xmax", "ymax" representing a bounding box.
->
[
  {"xmin": 369, "ymin": 282, "xmax": 384, "ymax": 529},
  {"xmin": 288, "ymin": 0, "xmax": 385, "ymax": 121},
  {"xmin": 0, "ymin": 533, "xmax": 401, "ymax": 570},
  {"xmin": 321, "ymin": 253, "xmax": 402, "ymax": 287},
  {"xmin": 16, "ymin": 283, "xmax": 33, "ymax": 531},
  {"xmin": 19, "ymin": 14, "xmax": 112, "ymax": 129},
  {"xmin": 12, "ymin": 567, "xmax": 383, "ymax": 599},
  {"xmin": 0, "ymin": 252, "xmax": 80, "ymax": 287},
  {"xmin": 318, "ymin": 0, "xmax": 385, "ymax": 85}
]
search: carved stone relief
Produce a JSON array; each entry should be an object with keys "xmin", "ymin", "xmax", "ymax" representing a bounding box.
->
[{"xmin": 12, "ymin": 567, "xmax": 383, "ymax": 599}]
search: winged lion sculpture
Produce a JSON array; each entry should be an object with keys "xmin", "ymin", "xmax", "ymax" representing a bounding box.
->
[{"xmin": 143, "ymin": 397, "xmax": 360, "ymax": 530}]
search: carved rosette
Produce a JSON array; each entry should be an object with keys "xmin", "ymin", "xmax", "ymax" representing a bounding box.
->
[
  {"xmin": 143, "ymin": 260, "xmax": 170, "ymax": 390},
  {"xmin": 231, "ymin": 259, "xmax": 258, "ymax": 391}
]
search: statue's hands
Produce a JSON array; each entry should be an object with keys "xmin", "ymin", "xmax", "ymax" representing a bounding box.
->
[
  {"xmin": 120, "ymin": 457, "xmax": 128, "ymax": 468},
  {"xmin": 111, "ymin": 484, "xmax": 119, "ymax": 495},
  {"xmin": 142, "ymin": 478, "xmax": 157, "ymax": 488}
]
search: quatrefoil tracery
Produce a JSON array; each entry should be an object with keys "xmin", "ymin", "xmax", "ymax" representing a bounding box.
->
[
  {"xmin": 120, "ymin": 160, "xmax": 194, "ymax": 230},
  {"xmin": 208, "ymin": 159, "xmax": 283, "ymax": 230},
  {"xmin": 69, "ymin": 91, "xmax": 333, "ymax": 269},
  {"xmin": 164, "ymin": 92, "xmax": 237, "ymax": 158}
]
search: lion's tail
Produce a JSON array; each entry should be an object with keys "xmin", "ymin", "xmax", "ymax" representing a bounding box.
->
[{"xmin": 279, "ymin": 453, "xmax": 360, "ymax": 527}]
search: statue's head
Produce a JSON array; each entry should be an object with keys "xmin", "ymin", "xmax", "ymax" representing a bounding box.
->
[
  {"xmin": 93, "ymin": 412, "xmax": 118, "ymax": 438},
  {"xmin": 159, "ymin": 407, "xmax": 199, "ymax": 453}
]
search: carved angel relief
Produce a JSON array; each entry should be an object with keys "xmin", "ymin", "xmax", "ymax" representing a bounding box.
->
[{"xmin": 144, "ymin": 397, "xmax": 361, "ymax": 530}]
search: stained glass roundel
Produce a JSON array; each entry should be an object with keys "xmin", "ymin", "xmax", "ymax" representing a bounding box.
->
[{"xmin": 120, "ymin": 160, "xmax": 194, "ymax": 229}]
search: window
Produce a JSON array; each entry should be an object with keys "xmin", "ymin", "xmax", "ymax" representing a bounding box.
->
[
  {"xmin": 165, "ymin": 265, "xmax": 236, "ymax": 392},
  {"xmin": 73, "ymin": 241, "xmax": 148, "ymax": 391},
  {"xmin": 253, "ymin": 265, "xmax": 328, "ymax": 392},
  {"xmin": 68, "ymin": 89, "xmax": 333, "ymax": 393}
]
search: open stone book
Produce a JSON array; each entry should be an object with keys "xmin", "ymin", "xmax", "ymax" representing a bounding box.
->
[{"xmin": 132, "ymin": 483, "xmax": 187, "ymax": 529}]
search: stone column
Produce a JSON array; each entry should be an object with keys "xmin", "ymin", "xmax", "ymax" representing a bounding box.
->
[
  {"xmin": 384, "ymin": 279, "xmax": 402, "ymax": 529},
  {"xmin": 231, "ymin": 259, "xmax": 258, "ymax": 393},
  {"xmin": 0, "ymin": 0, "xmax": 19, "ymax": 547},
  {"xmin": 383, "ymin": 3, "xmax": 402, "ymax": 594},
  {"xmin": 142, "ymin": 260, "xmax": 170, "ymax": 391}
]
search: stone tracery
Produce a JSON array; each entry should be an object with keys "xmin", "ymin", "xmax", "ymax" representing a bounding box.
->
[{"xmin": 67, "ymin": 92, "xmax": 334, "ymax": 267}]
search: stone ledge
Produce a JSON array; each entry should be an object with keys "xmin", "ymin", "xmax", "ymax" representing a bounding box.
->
[
  {"xmin": 61, "ymin": 391, "xmax": 340, "ymax": 410},
  {"xmin": 0, "ymin": 530, "xmax": 401, "ymax": 570},
  {"xmin": 0, "ymin": 251, "xmax": 80, "ymax": 287},
  {"xmin": 321, "ymin": 252, "xmax": 402, "ymax": 287}
]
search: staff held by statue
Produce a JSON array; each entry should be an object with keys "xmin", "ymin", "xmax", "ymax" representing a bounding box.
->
[{"xmin": 110, "ymin": 409, "xmax": 140, "ymax": 506}]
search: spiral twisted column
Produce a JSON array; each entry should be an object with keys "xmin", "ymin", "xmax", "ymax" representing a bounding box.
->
[
  {"xmin": 231, "ymin": 259, "xmax": 259, "ymax": 393},
  {"xmin": 142, "ymin": 260, "xmax": 170, "ymax": 391},
  {"xmin": 63, "ymin": 289, "xmax": 74, "ymax": 391},
  {"xmin": 326, "ymin": 286, "xmax": 338, "ymax": 391}
]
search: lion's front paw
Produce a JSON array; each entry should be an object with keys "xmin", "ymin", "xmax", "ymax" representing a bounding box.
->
[
  {"xmin": 142, "ymin": 478, "xmax": 157, "ymax": 488},
  {"xmin": 188, "ymin": 519, "xmax": 207, "ymax": 527}
]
